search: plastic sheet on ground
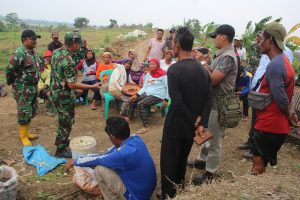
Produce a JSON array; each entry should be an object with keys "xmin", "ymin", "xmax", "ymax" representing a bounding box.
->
[{"xmin": 23, "ymin": 145, "xmax": 66, "ymax": 176}]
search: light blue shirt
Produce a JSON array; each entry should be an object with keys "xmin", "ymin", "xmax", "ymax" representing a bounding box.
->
[
  {"xmin": 251, "ymin": 46, "xmax": 294, "ymax": 90},
  {"xmin": 138, "ymin": 73, "xmax": 169, "ymax": 100}
]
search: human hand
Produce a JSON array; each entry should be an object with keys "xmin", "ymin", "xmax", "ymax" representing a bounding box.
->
[
  {"xmin": 192, "ymin": 49, "xmax": 205, "ymax": 61},
  {"xmin": 93, "ymin": 83, "xmax": 101, "ymax": 90},
  {"xmin": 130, "ymin": 95, "xmax": 137, "ymax": 102},
  {"xmin": 235, "ymin": 91, "xmax": 241, "ymax": 96},
  {"xmin": 65, "ymin": 160, "xmax": 74, "ymax": 173},
  {"xmin": 195, "ymin": 125, "xmax": 205, "ymax": 138},
  {"xmin": 289, "ymin": 112, "xmax": 300, "ymax": 127},
  {"xmin": 194, "ymin": 116, "xmax": 201, "ymax": 128},
  {"xmin": 162, "ymin": 100, "xmax": 168, "ymax": 107}
]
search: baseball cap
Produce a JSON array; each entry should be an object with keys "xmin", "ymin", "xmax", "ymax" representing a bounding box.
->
[
  {"xmin": 21, "ymin": 29, "xmax": 41, "ymax": 39},
  {"xmin": 265, "ymin": 22, "xmax": 287, "ymax": 50},
  {"xmin": 208, "ymin": 24, "xmax": 235, "ymax": 41},
  {"xmin": 44, "ymin": 50, "xmax": 52, "ymax": 58},
  {"xmin": 234, "ymin": 34, "xmax": 243, "ymax": 41},
  {"xmin": 64, "ymin": 32, "xmax": 82, "ymax": 43},
  {"xmin": 52, "ymin": 32, "xmax": 59, "ymax": 38}
]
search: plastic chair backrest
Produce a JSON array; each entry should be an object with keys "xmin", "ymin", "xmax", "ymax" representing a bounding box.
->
[{"xmin": 99, "ymin": 69, "xmax": 113, "ymax": 93}]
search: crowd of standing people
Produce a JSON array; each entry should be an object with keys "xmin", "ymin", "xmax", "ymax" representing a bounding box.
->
[{"xmin": 4, "ymin": 20, "xmax": 300, "ymax": 200}]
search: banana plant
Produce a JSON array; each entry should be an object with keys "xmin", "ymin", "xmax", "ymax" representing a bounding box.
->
[{"xmin": 286, "ymin": 23, "xmax": 300, "ymax": 46}]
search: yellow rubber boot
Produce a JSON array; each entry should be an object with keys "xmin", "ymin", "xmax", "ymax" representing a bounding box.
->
[
  {"xmin": 20, "ymin": 125, "xmax": 32, "ymax": 146},
  {"xmin": 27, "ymin": 124, "xmax": 39, "ymax": 140}
]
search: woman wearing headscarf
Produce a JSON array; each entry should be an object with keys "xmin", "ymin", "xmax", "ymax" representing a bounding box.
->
[
  {"xmin": 77, "ymin": 49, "xmax": 100, "ymax": 110},
  {"xmin": 126, "ymin": 58, "xmax": 169, "ymax": 134},
  {"xmin": 128, "ymin": 49, "xmax": 144, "ymax": 84},
  {"xmin": 95, "ymin": 52, "xmax": 116, "ymax": 112},
  {"xmin": 109, "ymin": 59, "xmax": 135, "ymax": 120}
]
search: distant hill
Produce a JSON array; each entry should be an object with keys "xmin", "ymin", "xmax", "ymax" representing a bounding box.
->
[{"xmin": 0, "ymin": 15, "xmax": 73, "ymax": 27}]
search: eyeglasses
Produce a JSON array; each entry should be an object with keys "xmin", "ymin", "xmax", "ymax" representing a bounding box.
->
[{"xmin": 29, "ymin": 37, "xmax": 37, "ymax": 41}]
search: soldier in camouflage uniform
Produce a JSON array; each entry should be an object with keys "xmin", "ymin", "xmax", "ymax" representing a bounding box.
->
[
  {"xmin": 71, "ymin": 30, "xmax": 87, "ymax": 66},
  {"xmin": 5, "ymin": 30, "xmax": 43, "ymax": 146},
  {"xmin": 248, "ymin": 31, "xmax": 263, "ymax": 74},
  {"xmin": 51, "ymin": 32, "xmax": 100, "ymax": 158}
]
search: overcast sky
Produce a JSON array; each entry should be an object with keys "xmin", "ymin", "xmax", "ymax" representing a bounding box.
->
[{"xmin": 1, "ymin": 0, "xmax": 299, "ymax": 35}]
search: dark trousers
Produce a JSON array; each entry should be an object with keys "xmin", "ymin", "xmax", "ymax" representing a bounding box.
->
[
  {"xmin": 160, "ymin": 135, "xmax": 193, "ymax": 199},
  {"xmin": 252, "ymin": 130, "xmax": 287, "ymax": 166},
  {"xmin": 81, "ymin": 80, "xmax": 100, "ymax": 101},
  {"xmin": 240, "ymin": 94, "xmax": 249, "ymax": 117},
  {"xmin": 128, "ymin": 94, "xmax": 162, "ymax": 127},
  {"xmin": 247, "ymin": 108, "xmax": 256, "ymax": 146}
]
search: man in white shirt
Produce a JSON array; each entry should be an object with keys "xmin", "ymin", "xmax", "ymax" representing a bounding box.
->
[{"xmin": 234, "ymin": 35, "xmax": 247, "ymax": 66}]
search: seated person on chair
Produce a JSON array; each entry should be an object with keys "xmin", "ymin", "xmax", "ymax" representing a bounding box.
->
[
  {"xmin": 38, "ymin": 50, "xmax": 56, "ymax": 116},
  {"xmin": 77, "ymin": 49, "xmax": 100, "ymax": 110},
  {"xmin": 125, "ymin": 58, "xmax": 169, "ymax": 134},
  {"xmin": 65, "ymin": 117, "xmax": 157, "ymax": 200},
  {"xmin": 96, "ymin": 52, "xmax": 116, "ymax": 112},
  {"xmin": 109, "ymin": 59, "xmax": 135, "ymax": 121}
]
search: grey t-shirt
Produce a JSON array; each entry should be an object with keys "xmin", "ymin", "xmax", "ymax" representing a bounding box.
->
[{"xmin": 209, "ymin": 46, "xmax": 238, "ymax": 110}]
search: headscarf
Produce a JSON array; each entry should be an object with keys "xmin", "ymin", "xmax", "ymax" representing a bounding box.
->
[
  {"xmin": 128, "ymin": 49, "xmax": 141, "ymax": 72},
  {"xmin": 102, "ymin": 52, "xmax": 113, "ymax": 59},
  {"xmin": 85, "ymin": 49, "xmax": 96, "ymax": 66},
  {"xmin": 149, "ymin": 58, "xmax": 166, "ymax": 78},
  {"xmin": 122, "ymin": 58, "xmax": 132, "ymax": 82}
]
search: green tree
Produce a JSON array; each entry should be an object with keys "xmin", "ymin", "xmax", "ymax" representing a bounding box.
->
[
  {"xmin": 199, "ymin": 22, "xmax": 217, "ymax": 46},
  {"xmin": 144, "ymin": 22, "xmax": 153, "ymax": 32},
  {"xmin": 5, "ymin": 12, "xmax": 19, "ymax": 31},
  {"xmin": 242, "ymin": 16, "xmax": 283, "ymax": 59},
  {"xmin": 0, "ymin": 21, "xmax": 7, "ymax": 32},
  {"xmin": 184, "ymin": 19, "xmax": 202, "ymax": 39},
  {"xmin": 20, "ymin": 21, "xmax": 29, "ymax": 30},
  {"xmin": 74, "ymin": 17, "xmax": 89, "ymax": 29},
  {"xmin": 108, "ymin": 19, "xmax": 118, "ymax": 28},
  {"xmin": 286, "ymin": 23, "xmax": 300, "ymax": 46}
]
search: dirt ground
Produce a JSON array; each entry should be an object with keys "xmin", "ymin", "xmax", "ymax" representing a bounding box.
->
[{"xmin": 1, "ymin": 35, "xmax": 300, "ymax": 200}]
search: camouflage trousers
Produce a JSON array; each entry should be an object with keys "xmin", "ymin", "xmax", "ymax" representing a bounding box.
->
[
  {"xmin": 12, "ymin": 82, "xmax": 38, "ymax": 125},
  {"xmin": 52, "ymin": 96, "xmax": 75, "ymax": 150}
]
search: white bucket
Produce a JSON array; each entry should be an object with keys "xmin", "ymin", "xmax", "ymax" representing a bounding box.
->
[
  {"xmin": 0, "ymin": 165, "xmax": 18, "ymax": 200},
  {"xmin": 70, "ymin": 136, "xmax": 97, "ymax": 159}
]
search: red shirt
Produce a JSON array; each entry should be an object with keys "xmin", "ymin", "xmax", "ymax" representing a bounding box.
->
[{"xmin": 255, "ymin": 54, "xmax": 295, "ymax": 134}]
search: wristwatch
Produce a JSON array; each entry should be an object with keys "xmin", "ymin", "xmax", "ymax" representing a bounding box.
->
[{"xmin": 201, "ymin": 61, "xmax": 207, "ymax": 66}]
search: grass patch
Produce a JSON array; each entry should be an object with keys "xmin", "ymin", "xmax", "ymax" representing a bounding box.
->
[
  {"xmin": 36, "ymin": 191, "xmax": 57, "ymax": 200},
  {"xmin": 0, "ymin": 28, "xmax": 138, "ymax": 72},
  {"xmin": 24, "ymin": 166, "xmax": 70, "ymax": 183}
]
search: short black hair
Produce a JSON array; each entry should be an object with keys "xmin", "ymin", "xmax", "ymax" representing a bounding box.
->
[
  {"xmin": 174, "ymin": 27, "xmax": 194, "ymax": 51},
  {"xmin": 227, "ymin": 36, "xmax": 233, "ymax": 43},
  {"xmin": 105, "ymin": 117, "xmax": 130, "ymax": 140},
  {"xmin": 263, "ymin": 31, "xmax": 280, "ymax": 50},
  {"xmin": 157, "ymin": 29, "xmax": 164, "ymax": 34}
]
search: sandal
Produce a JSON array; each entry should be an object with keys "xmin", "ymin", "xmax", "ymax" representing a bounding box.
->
[{"xmin": 137, "ymin": 127, "xmax": 149, "ymax": 134}]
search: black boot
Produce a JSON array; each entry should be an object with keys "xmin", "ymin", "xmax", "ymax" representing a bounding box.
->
[
  {"xmin": 192, "ymin": 171, "xmax": 214, "ymax": 185},
  {"xmin": 55, "ymin": 148, "xmax": 72, "ymax": 158},
  {"xmin": 187, "ymin": 159, "xmax": 206, "ymax": 169}
]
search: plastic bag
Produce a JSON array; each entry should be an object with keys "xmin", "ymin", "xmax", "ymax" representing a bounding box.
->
[
  {"xmin": 73, "ymin": 167, "xmax": 101, "ymax": 195},
  {"xmin": 0, "ymin": 165, "xmax": 18, "ymax": 200}
]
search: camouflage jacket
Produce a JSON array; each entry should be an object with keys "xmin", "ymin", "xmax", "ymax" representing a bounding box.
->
[
  {"xmin": 248, "ymin": 43, "xmax": 261, "ymax": 67},
  {"xmin": 5, "ymin": 45, "xmax": 43, "ymax": 85},
  {"xmin": 71, "ymin": 47, "xmax": 86, "ymax": 66},
  {"xmin": 50, "ymin": 46, "xmax": 77, "ymax": 103}
]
